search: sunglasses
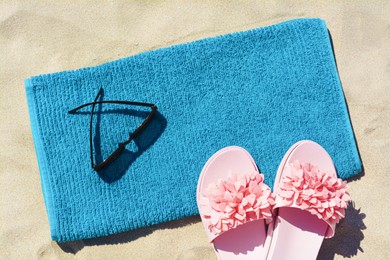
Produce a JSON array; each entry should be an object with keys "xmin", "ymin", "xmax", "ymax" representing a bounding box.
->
[{"xmin": 68, "ymin": 87, "xmax": 157, "ymax": 171}]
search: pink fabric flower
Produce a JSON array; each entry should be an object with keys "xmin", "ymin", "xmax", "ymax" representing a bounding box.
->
[
  {"xmin": 276, "ymin": 160, "xmax": 350, "ymax": 225},
  {"xmin": 200, "ymin": 172, "xmax": 275, "ymax": 236}
]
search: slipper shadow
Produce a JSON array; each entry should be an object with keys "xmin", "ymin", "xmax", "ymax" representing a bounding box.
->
[{"xmin": 317, "ymin": 201, "xmax": 366, "ymax": 259}]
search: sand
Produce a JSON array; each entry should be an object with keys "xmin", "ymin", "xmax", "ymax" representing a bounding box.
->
[{"xmin": 1, "ymin": 1, "xmax": 389, "ymax": 259}]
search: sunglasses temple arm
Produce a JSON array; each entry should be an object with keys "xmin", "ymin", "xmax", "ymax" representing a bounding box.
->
[
  {"xmin": 68, "ymin": 100, "xmax": 156, "ymax": 114},
  {"xmin": 89, "ymin": 87, "xmax": 104, "ymax": 168},
  {"xmin": 68, "ymin": 87, "xmax": 103, "ymax": 113}
]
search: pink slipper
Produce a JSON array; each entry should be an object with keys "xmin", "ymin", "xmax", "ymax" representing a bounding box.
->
[
  {"xmin": 197, "ymin": 146, "xmax": 275, "ymax": 259},
  {"xmin": 266, "ymin": 140, "xmax": 350, "ymax": 260}
]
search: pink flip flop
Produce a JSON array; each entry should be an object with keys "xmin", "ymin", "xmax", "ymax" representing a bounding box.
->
[
  {"xmin": 266, "ymin": 140, "xmax": 350, "ymax": 260},
  {"xmin": 197, "ymin": 146, "xmax": 275, "ymax": 259}
]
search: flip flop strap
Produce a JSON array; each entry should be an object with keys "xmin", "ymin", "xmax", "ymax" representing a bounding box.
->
[
  {"xmin": 274, "ymin": 160, "xmax": 350, "ymax": 238},
  {"xmin": 200, "ymin": 172, "xmax": 275, "ymax": 242}
]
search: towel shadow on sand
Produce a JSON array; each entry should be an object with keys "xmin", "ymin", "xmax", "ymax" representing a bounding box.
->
[
  {"xmin": 328, "ymin": 29, "xmax": 365, "ymax": 183},
  {"xmin": 57, "ymin": 216, "xmax": 201, "ymax": 254},
  {"xmin": 71, "ymin": 90, "xmax": 167, "ymax": 183}
]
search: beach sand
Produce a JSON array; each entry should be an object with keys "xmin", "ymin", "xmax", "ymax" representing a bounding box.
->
[{"xmin": 1, "ymin": 1, "xmax": 389, "ymax": 259}]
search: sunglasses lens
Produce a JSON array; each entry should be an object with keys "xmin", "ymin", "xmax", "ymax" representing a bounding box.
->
[{"xmin": 93, "ymin": 143, "xmax": 126, "ymax": 171}]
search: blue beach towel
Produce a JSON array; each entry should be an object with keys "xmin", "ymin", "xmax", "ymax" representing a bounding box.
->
[{"xmin": 25, "ymin": 18, "xmax": 361, "ymax": 242}]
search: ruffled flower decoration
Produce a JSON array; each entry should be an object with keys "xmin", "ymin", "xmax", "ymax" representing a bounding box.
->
[
  {"xmin": 276, "ymin": 160, "xmax": 350, "ymax": 225},
  {"xmin": 200, "ymin": 172, "xmax": 275, "ymax": 236}
]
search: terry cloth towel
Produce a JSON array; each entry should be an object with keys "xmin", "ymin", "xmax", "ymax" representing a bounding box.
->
[{"xmin": 25, "ymin": 18, "xmax": 362, "ymax": 242}]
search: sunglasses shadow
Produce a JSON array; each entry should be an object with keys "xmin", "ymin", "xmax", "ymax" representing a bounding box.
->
[{"xmin": 92, "ymin": 99, "xmax": 167, "ymax": 183}]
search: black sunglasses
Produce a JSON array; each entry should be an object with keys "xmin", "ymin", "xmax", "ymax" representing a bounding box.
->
[{"xmin": 68, "ymin": 87, "xmax": 157, "ymax": 171}]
